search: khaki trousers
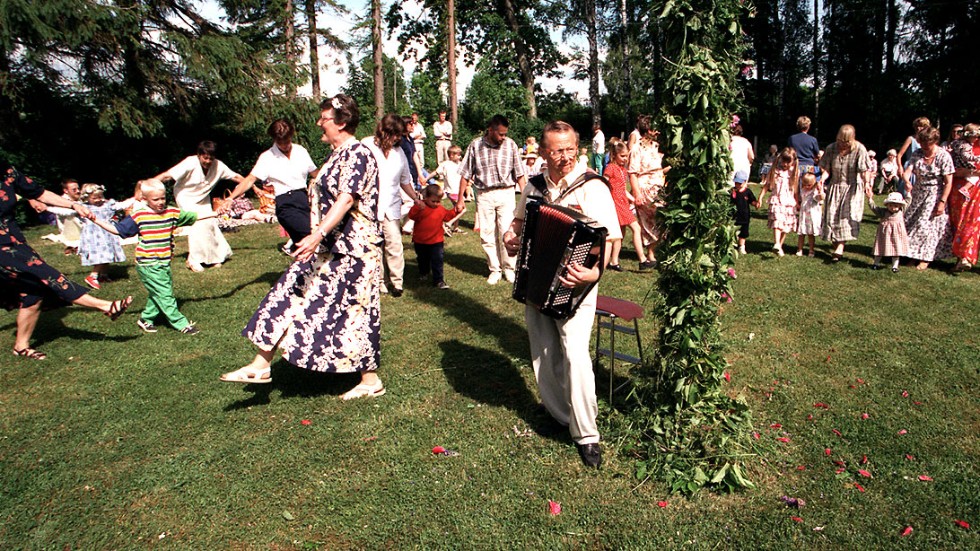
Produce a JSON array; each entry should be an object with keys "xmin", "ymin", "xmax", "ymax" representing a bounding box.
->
[
  {"xmin": 475, "ymin": 187, "xmax": 516, "ymax": 274},
  {"xmin": 381, "ymin": 217, "xmax": 405, "ymax": 291}
]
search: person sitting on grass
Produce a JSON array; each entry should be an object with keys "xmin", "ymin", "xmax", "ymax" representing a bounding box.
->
[
  {"xmin": 92, "ymin": 179, "xmax": 212, "ymax": 335},
  {"xmin": 408, "ymin": 184, "xmax": 466, "ymax": 290}
]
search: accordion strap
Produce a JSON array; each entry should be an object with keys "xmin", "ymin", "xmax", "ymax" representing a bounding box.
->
[{"xmin": 528, "ymin": 172, "xmax": 608, "ymax": 205}]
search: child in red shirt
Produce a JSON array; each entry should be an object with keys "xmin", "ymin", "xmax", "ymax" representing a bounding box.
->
[{"xmin": 408, "ymin": 184, "xmax": 465, "ymax": 289}]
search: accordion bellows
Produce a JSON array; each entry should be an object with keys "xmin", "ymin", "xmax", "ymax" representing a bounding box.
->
[{"xmin": 513, "ymin": 200, "xmax": 608, "ymax": 319}]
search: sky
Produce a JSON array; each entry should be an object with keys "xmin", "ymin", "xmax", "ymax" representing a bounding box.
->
[{"xmin": 195, "ymin": 0, "xmax": 591, "ymax": 103}]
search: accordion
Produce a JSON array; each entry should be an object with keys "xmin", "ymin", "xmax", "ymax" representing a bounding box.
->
[{"xmin": 512, "ymin": 200, "xmax": 608, "ymax": 319}]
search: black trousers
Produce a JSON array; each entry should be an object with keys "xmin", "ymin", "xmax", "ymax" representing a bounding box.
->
[
  {"xmin": 414, "ymin": 242, "xmax": 445, "ymax": 284},
  {"xmin": 275, "ymin": 189, "xmax": 311, "ymax": 244}
]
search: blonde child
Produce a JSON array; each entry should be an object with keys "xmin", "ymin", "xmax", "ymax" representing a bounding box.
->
[
  {"xmin": 408, "ymin": 184, "xmax": 466, "ymax": 289},
  {"xmin": 602, "ymin": 138, "xmax": 648, "ymax": 270},
  {"xmin": 432, "ymin": 145, "xmax": 463, "ymax": 203},
  {"xmin": 77, "ymin": 184, "xmax": 127, "ymax": 290},
  {"xmin": 577, "ymin": 147, "xmax": 589, "ymax": 170},
  {"xmin": 870, "ymin": 192, "xmax": 909, "ymax": 272},
  {"xmin": 93, "ymin": 179, "xmax": 214, "ymax": 334},
  {"xmin": 756, "ymin": 147, "xmax": 799, "ymax": 256},
  {"xmin": 795, "ymin": 172, "xmax": 823, "ymax": 257},
  {"xmin": 524, "ymin": 136, "xmax": 538, "ymax": 157}
]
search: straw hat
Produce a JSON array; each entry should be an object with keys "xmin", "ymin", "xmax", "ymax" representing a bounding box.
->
[{"xmin": 884, "ymin": 192, "xmax": 906, "ymax": 207}]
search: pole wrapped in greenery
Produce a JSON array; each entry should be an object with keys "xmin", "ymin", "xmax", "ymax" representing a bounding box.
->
[{"xmin": 619, "ymin": 0, "xmax": 756, "ymax": 494}]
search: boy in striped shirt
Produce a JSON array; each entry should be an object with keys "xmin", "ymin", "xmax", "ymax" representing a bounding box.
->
[{"xmin": 94, "ymin": 179, "xmax": 211, "ymax": 334}]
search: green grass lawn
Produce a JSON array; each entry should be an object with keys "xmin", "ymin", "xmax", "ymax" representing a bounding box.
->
[{"xmin": 1, "ymin": 196, "xmax": 977, "ymax": 549}]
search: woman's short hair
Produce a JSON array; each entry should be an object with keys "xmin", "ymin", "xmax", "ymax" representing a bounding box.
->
[
  {"xmin": 320, "ymin": 94, "xmax": 360, "ymax": 131},
  {"xmin": 197, "ymin": 141, "xmax": 217, "ymax": 156},
  {"xmin": 374, "ymin": 114, "xmax": 405, "ymax": 153},
  {"xmin": 796, "ymin": 116, "xmax": 811, "ymax": 132},
  {"xmin": 836, "ymin": 124, "xmax": 856, "ymax": 148},
  {"xmin": 917, "ymin": 126, "xmax": 940, "ymax": 145},
  {"xmin": 637, "ymin": 115, "xmax": 656, "ymax": 138},
  {"xmin": 267, "ymin": 119, "xmax": 295, "ymax": 142}
]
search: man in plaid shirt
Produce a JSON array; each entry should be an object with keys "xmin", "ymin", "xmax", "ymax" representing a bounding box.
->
[{"xmin": 455, "ymin": 114, "xmax": 527, "ymax": 285}]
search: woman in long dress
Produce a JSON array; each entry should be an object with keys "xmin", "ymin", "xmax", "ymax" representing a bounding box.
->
[
  {"xmin": 628, "ymin": 115, "xmax": 669, "ymax": 269},
  {"xmin": 220, "ymin": 95, "xmax": 386, "ymax": 400},
  {"xmin": 819, "ymin": 124, "xmax": 872, "ymax": 261},
  {"xmin": 902, "ymin": 126, "xmax": 954, "ymax": 270},
  {"xmin": 950, "ymin": 124, "xmax": 980, "ymax": 272}
]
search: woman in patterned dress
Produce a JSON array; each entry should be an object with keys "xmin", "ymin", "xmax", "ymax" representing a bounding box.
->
[
  {"xmin": 1, "ymin": 166, "xmax": 132, "ymax": 360},
  {"xmin": 220, "ymin": 95, "xmax": 386, "ymax": 400},
  {"xmin": 819, "ymin": 124, "xmax": 872, "ymax": 261},
  {"xmin": 603, "ymin": 138, "xmax": 647, "ymax": 271},
  {"xmin": 628, "ymin": 115, "xmax": 669, "ymax": 269},
  {"xmin": 950, "ymin": 124, "xmax": 980, "ymax": 272},
  {"xmin": 903, "ymin": 126, "xmax": 954, "ymax": 270}
]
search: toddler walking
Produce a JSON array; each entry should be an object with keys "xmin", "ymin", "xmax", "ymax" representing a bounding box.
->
[
  {"xmin": 77, "ymin": 183, "xmax": 128, "ymax": 290},
  {"xmin": 730, "ymin": 170, "xmax": 758, "ymax": 255},
  {"xmin": 408, "ymin": 184, "xmax": 465, "ymax": 289},
  {"xmin": 870, "ymin": 192, "xmax": 909, "ymax": 272},
  {"xmin": 794, "ymin": 173, "xmax": 823, "ymax": 257},
  {"xmin": 756, "ymin": 147, "xmax": 799, "ymax": 256},
  {"xmin": 93, "ymin": 179, "xmax": 213, "ymax": 334}
]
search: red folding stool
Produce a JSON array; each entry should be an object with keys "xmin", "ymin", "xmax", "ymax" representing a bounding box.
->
[{"xmin": 593, "ymin": 295, "xmax": 645, "ymax": 402}]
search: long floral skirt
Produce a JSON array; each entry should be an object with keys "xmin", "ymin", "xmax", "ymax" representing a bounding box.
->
[
  {"xmin": 904, "ymin": 184, "xmax": 952, "ymax": 262},
  {"xmin": 1, "ymin": 242, "xmax": 88, "ymax": 310},
  {"xmin": 243, "ymin": 246, "xmax": 382, "ymax": 373},
  {"xmin": 635, "ymin": 202, "xmax": 662, "ymax": 248}
]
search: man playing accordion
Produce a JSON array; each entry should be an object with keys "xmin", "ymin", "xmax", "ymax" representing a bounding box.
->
[{"xmin": 503, "ymin": 121, "xmax": 622, "ymax": 468}]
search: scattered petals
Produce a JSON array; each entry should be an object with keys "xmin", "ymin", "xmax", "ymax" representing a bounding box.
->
[
  {"xmin": 752, "ymin": 431, "xmax": 760, "ymax": 440},
  {"xmin": 825, "ymin": 355, "xmax": 831, "ymax": 362},
  {"xmin": 858, "ymin": 469, "xmax": 872, "ymax": 478},
  {"xmin": 724, "ymin": 372, "xmax": 731, "ymax": 382},
  {"xmin": 832, "ymin": 429, "xmax": 842, "ymax": 437},
  {"xmin": 363, "ymin": 436, "xmax": 378, "ymax": 442},
  {"xmin": 813, "ymin": 402, "xmax": 829, "ymax": 409},
  {"xmin": 432, "ymin": 446, "xmax": 446, "ymax": 454},
  {"xmin": 770, "ymin": 423, "xmax": 782, "ymax": 429},
  {"xmin": 834, "ymin": 460, "xmax": 846, "ymax": 467},
  {"xmin": 854, "ymin": 483, "xmax": 866, "ymax": 492},
  {"xmin": 777, "ymin": 437, "xmax": 791, "ymax": 443},
  {"xmin": 917, "ymin": 475, "xmax": 933, "ymax": 482},
  {"xmin": 902, "ymin": 390, "xmax": 909, "ymax": 398},
  {"xmin": 548, "ymin": 500, "xmax": 562, "ymax": 516},
  {"xmin": 807, "ymin": 414, "xmax": 814, "ymax": 421},
  {"xmin": 791, "ymin": 516, "xmax": 803, "ymax": 523},
  {"xmin": 861, "ymin": 413, "xmax": 870, "ymax": 420},
  {"xmin": 835, "ymin": 468, "xmax": 846, "ymax": 474},
  {"xmin": 954, "ymin": 520, "xmax": 970, "ymax": 530},
  {"xmin": 796, "ymin": 465, "xmax": 806, "ymax": 471},
  {"xmin": 900, "ymin": 526, "xmax": 913, "ymax": 537},
  {"xmin": 825, "ymin": 448, "xmax": 833, "ymax": 456},
  {"xmin": 856, "ymin": 378, "xmax": 865, "ymax": 384},
  {"xmin": 905, "ymin": 454, "xmax": 916, "ymax": 461},
  {"xmin": 657, "ymin": 500, "xmax": 668, "ymax": 508},
  {"xmin": 898, "ymin": 429, "xmax": 908, "ymax": 435},
  {"xmin": 913, "ymin": 401, "xmax": 923, "ymax": 406},
  {"xmin": 860, "ymin": 455, "xmax": 868, "ymax": 465},
  {"xmin": 300, "ymin": 419, "xmax": 311, "ymax": 426}
]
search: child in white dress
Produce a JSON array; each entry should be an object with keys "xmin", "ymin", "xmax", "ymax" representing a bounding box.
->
[
  {"xmin": 870, "ymin": 192, "xmax": 909, "ymax": 273},
  {"xmin": 795, "ymin": 173, "xmax": 824, "ymax": 257},
  {"xmin": 77, "ymin": 184, "xmax": 132, "ymax": 289}
]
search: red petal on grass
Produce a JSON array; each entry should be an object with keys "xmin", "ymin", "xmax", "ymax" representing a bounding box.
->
[
  {"xmin": 807, "ymin": 414, "xmax": 814, "ymax": 421},
  {"xmin": 856, "ymin": 378, "xmax": 865, "ymax": 384},
  {"xmin": 791, "ymin": 516, "xmax": 803, "ymax": 523},
  {"xmin": 825, "ymin": 448, "xmax": 833, "ymax": 456},
  {"xmin": 860, "ymin": 455, "xmax": 868, "ymax": 465},
  {"xmin": 849, "ymin": 385, "xmax": 856, "ymax": 389},
  {"xmin": 548, "ymin": 500, "xmax": 562, "ymax": 516},
  {"xmin": 833, "ymin": 460, "xmax": 846, "ymax": 467},
  {"xmin": 363, "ymin": 436, "xmax": 378, "ymax": 442},
  {"xmin": 835, "ymin": 468, "xmax": 846, "ymax": 474},
  {"xmin": 796, "ymin": 465, "xmax": 806, "ymax": 471},
  {"xmin": 813, "ymin": 402, "xmax": 829, "ymax": 409},
  {"xmin": 898, "ymin": 429, "xmax": 908, "ymax": 435},
  {"xmin": 913, "ymin": 401, "xmax": 923, "ymax": 405},
  {"xmin": 902, "ymin": 390, "xmax": 909, "ymax": 398},
  {"xmin": 854, "ymin": 483, "xmax": 866, "ymax": 492},
  {"xmin": 300, "ymin": 419, "xmax": 311, "ymax": 426},
  {"xmin": 432, "ymin": 446, "xmax": 446, "ymax": 454},
  {"xmin": 832, "ymin": 429, "xmax": 842, "ymax": 437},
  {"xmin": 825, "ymin": 355, "xmax": 831, "ymax": 362},
  {"xmin": 770, "ymin": 423, "xmax": 782, "ymax": 429},
  {"xmin": 900, "ymin": 526, "xmax": 913, "ymax": 537},
  {"xmin": 752, "ymin": 432, "xmax": 760, "ymax": 440},
  {"xmin": 858, "ymin": 469, "xmax": 872, "ymax": 478},
  {"xmin": 724, "ymin": 372, "xmax": 731, "ymax": 382},
  {"xmin": 861, "ymin": 413, "xmax": 870, "ymax": 420},
  {"xmin": 905, "ymin": 454, "xmax": 916, "ymax": 461},
  {"xmin": 777, "ymin": 437, "xmax": 791, "ymax": 443},
  {"xmin": 657, "ymin": 501, "xmax": 668, "ymax": 508},
  {"xmin": 917, "ymin": 475, "xmax": 933, "ymax": 482},
  {"xmin": 954, "ymin": 520, "xmax": 970, "ymax": 529}
]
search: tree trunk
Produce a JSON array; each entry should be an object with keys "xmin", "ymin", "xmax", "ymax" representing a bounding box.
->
[
  {"xmin": 585, "ymin": 0, "xmax": 601, "ymax": 127},
  {"xmin": 372, "ymin": 0, "xmax": 384, "ymax": 120},
  {"xmin": 448, "ymin": 0, "xmax": 458, "ymax": 127},
  {"xmin": 885, "ymin": 0, "xmax": 897, "ymax": 75},
  {"xmin": 284, "ymin": 0, "xmax": 296, "ymax": 97},
  {"xmin": 620, "ymin": 0, "xmax": 632, "ymax": 131},
  {"xmin": 813, "ymin": 0, "xmax": 820, "ymax": 136},
  {"xmin": 305, "ymin": 0, "xmax": 320, "ymax": 99},
  {"xmin": 499, "ymin": 0, "xmax": 537, "ymax": 119}
]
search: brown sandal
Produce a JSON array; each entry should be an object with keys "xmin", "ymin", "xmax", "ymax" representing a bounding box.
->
[
  {"xmin": 105, "ymin": 296, "xmax": 133, "ymax": 321},
  {"xmin": 13, "ymin": 348, "xmax": 47, "ymax": 360}
]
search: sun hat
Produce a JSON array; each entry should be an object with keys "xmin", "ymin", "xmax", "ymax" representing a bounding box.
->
[
  {"xmin": 886, "ymin": 149, "xmax": 897, "ymax": 157},
  {"xmin": 884, "ymin": 192, "xmax": 906, "ymax": 207},
  {"xmin": 869, "ymin": 150, "xmax": 876, "ymax": 157},
  {"xmin": 733, "ymin": 170, "xmax": 749, "ymax": 184}
]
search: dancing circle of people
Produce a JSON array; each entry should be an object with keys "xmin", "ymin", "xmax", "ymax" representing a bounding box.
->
[{"xmin": 4, "ymin": 101, "xmax": 979, "ymax": 468}]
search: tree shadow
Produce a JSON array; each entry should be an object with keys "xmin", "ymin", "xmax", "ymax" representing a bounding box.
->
[
  {"xmin": 26, "ymin": 308, "xmax": 140, "ymax": 347},
  {"xmin": 442, "ymin": 250, "xmax": 491, "ymax": 278},
  {"xmin": 181, "ymin": 270, "xmax": 283, "ymax": 303},
  {"xmin": 222, "ymin": 361, "xmax": 362, "ymax": 411}
]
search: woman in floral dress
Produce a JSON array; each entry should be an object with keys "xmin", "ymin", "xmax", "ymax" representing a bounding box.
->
[
  {"xmin": 221, "ymin": 95, "xmax": 386, "ymax": 400},
  {"xmin": 950, "ymin": 124, "xmax": 980, "ymax": 272},
  {"xmin": 902, "ymin": 127, "xmax": 954, "ymax": 270},
  {"xmin": 628, "ymin": 115, "xmax": 669, "ymax": 268},
  {"xmin": 819, "ymin": 124, "xmax": 872, "ymax": 261}
]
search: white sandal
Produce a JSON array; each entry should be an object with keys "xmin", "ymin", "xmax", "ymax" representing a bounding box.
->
[
  {"xmin": 219, "ymin": 366, "xmax": 272, "ymax": 384},
  {"xmin": 341, "ymin": 381, "xmax": 385, "ymax": 401}
]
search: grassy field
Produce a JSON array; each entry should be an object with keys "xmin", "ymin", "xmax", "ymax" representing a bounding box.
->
[{"xmin": 1, "ymin": 194, "xmax": 977, "ymax": 549}]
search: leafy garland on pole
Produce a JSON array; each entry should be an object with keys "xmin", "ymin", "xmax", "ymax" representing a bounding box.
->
[{"xmin": 615, "ymin": 0, "xmax": 756, "ymax": 494}]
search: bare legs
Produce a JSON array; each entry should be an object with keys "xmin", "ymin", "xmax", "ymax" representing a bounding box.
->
[{"xmin": 14, "ymin": 302, "xmax": 42, "ymax": 351}]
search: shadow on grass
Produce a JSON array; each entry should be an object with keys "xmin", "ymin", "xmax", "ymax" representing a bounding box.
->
[
  {"xmin": 24, "ymin": 308, "xmax": 140, "ymax": 347},
  {"xmin": 182, "ymin": 270, "xmax": 283, "ymax": 303},
  {"xmin": 442, "ymin": 250, "xmax": 492, "ymax": 278},
  {"xmin": 222, "ymin": 363, "xmax": 362, "ymax": 411}
]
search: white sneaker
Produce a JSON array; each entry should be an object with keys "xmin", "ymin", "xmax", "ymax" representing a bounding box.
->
[
  {"xmin": 503, "ymin": 269, "xmax": 515, "ymax": 283},
  {"xmin": 487, "ymin": 272, "xmax": 502, "ymax": 285}
]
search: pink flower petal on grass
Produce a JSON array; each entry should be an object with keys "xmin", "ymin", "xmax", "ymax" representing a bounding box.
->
[
  {"xmin": 724, "ymin": 372, "xmax": 731, "ymax": 382},
  {"xmin": 835, "ymin": 468, "xmax": 846, "ymax": 474},
  {"xmin": 902, "ymin": 390, "xmax": 909, "ymax": 398},
  {"xmin": 860, "ymin": 455, "xmax": 868, "ymax": 465},
  {"xmin": 861, "ymin": 413, "xmax": 870, "ymax": 420},
  {"xmin": 807, "ymin": 414, "xmax": 814, "ymax": 421},
  {"xmin": 917, "ymin": 475, "xmax": 933, "ymax": 482},
  {"xmin": 796, "ymin": 465, "xmax": 806, "ymax": 471},
  {"xmin": 825, "ymin": 448, "xmax": 833, "ymax": 456},
  {"xmin": 432, "ymin": 446, "xmax": 446, "ymax": 454},
  {"xmin": 791, "ymin": 516, "xmax": 803, "ymax": 523},
  {"xmin": 657, "ymin": 500, "xmax": 668, "ymax": 508},
  {"xmin": 833, "ymin": 460, "xmax": 846, "ymax": 467},
  {"xmin": 300, "ymin": 419, "xmax": 311, "ymax": 426},
  {"xmin": 752, "ymin": 432, "xmax": 760, "ymax": 440},
  {"xmin": 856, "ymin": 378, "xmax": 865, "ymax": 384},
  {"xmin": 548, "ymin": 500, "xmax": 562, "ymax": 516},
  {"xmin": 854, "ymin": 483, "xmax": 866, "ymax": 492},
  {"xmin": 897, "ymin": 429, "xmax": 908, "ymax": 435},
  {"xmin": 954, "ymin": 520, "xmax": 970, "ymax": 529},
  {"xmin": 832, "ymin": 429, "xmax": 842, "ymax": 437},
  {"xmin": 913, "ymin": 401, "xmax": 923, "ymax": 406},
  {"xmin": 770, "ymin": 423, "xmax": 782, "ymax": 429},
  {"xmin": 900, "ymin": 526, "xmax": 913, "ymax": 537},
  {"xmin": 777, "ymin": 437, "xmax": 791, "ymax": 443},
  {"xmin": 905, "ymin": 454, "xmax": 916, "ymax": 461},
  {"xmin": 813, "ymin": 402, "xmax": 829, "ymax": 409},
  {"xmin": 858, "ymin": 469, "xmax": 872, "ymax": 478}
]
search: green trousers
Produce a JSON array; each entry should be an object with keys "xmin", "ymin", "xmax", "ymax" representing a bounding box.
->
[{"xmin": 136, "ymin": 262, "xmax": 189, "ymax": 330}]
